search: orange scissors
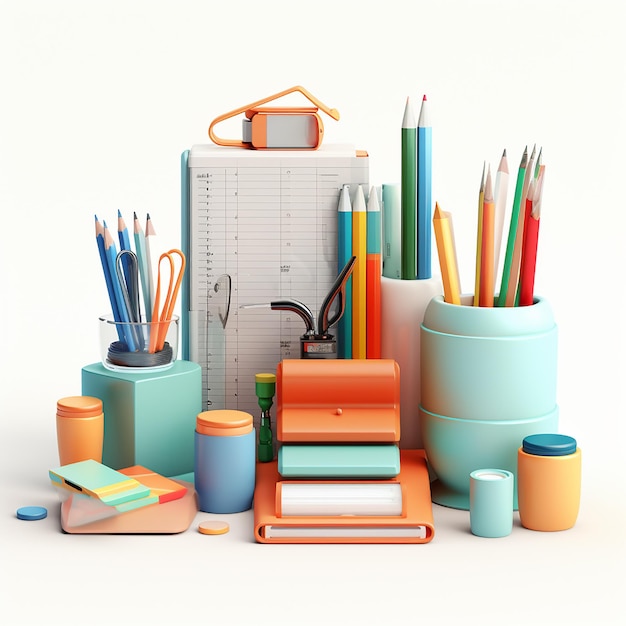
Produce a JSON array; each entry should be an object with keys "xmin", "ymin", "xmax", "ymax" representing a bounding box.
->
[{"xmin": 149, "ymin": 248, "xmax": 186, "ymax": 353}]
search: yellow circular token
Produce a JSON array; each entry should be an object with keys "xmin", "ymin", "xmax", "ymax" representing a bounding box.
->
[{"xmin": 198, "ymin": 520, "xmax": 230, "ymax": 535}]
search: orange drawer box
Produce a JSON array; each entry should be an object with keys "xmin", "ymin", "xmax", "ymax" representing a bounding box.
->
[{"xmin": 276, "ymin": 359, "xmax": 401, "ymax": 443}]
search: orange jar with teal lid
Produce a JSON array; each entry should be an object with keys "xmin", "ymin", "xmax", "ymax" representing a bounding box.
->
[{"xmin": 517, "ymin": 434, "xmax": 581, "ymax": 531}]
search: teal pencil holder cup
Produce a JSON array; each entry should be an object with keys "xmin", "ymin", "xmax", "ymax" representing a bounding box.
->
[{"xmin": 419, "ymin": 295, "xmax": 559, "ymax": 510}]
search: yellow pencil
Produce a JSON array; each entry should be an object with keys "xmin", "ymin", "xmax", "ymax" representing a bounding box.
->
[
  {"xmin": 433, "ymin": 203, "xmax": 461, "ymax": 305},
  {"xmin": 352, "ymin": 185, "xmax": 367, "ymax": 358}
]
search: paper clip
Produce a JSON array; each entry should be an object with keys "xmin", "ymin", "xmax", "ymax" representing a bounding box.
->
[
  {"xmin": 149, "ymin": 249, "xmax": 186, "ymax": 353},
  {"xmin": 115, "ymin": 249, "xmax": 144, "ymax": 350},
  {"xmin": 208, "ymin": 85, "xmax": 340, "ymax": 150}
]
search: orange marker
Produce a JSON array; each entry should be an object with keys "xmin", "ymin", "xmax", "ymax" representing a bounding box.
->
[
  {"xmin": 366, "ymin": 187, "xmax": 381, "ymax": 358},
  {"xmin": 352, "ymin": 185, "xmax": 367, "ymax": 359}
]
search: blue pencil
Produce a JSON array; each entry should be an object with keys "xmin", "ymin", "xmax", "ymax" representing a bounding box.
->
[
  {"xmin": 117, "ymin": 210, "xmax": 133, "ymax": 295},
  {"xmin": 104, "ymin": 220, "xmax": 137, "ymax": 351},
  {"xmin": 337, "ymin": 184, "xmax": 353, "ymax": 359},
  {"xmin": 95, "ymin": 216, "xmax": 123, "ymax": 341},
  {"xmin": 417, "ymin": 94, "xmax": 432, "ymax": 279},
  {"xmin": 133, "ymin": 212, "xmax": 151, "ymax": 322}
]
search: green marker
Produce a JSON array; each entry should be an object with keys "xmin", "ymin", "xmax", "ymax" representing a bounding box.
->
[{"xmin": 255, "ymin": 373, "xmax": 276, "ymax": 463}]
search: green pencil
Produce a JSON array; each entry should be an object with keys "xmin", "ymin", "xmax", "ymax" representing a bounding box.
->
[
  {"xmin": 401, "ymin": 97, "xmax": 417, "ymax": 280},
  {"xmin": 497, "ymin": 147, "xmax": 528, "ymax": 306}
]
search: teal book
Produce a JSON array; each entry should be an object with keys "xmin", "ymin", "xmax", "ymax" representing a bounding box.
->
[{"xmin": 278, "ymin": 444, "xmax": 400, "ymax": 479}]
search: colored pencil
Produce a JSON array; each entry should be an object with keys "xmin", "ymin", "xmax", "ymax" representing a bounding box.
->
[
  {"xmin": 433, "ymin": 203, "xmax": 461, "ymax": 305},
  {"xmin": 515, "ymin": 148, "xmax": 542, "ymax": 305},
  {"xmin": 416, "ymin": 94, "xmax": 432, "ymax": 279},
  {"xmin": 337, "ymin": 185, "xmax": 353, "ymax": 359},
  {"xmin": 506, "ymin": 145, "xmax": 536, "ymax": 306},
  {"xmin": 117, "ymin": 210, "xmax": 132, "ymax": 253},
  {"xmin": 117, "ymin": 210, "xmax": 134, "ymax": 312},
  {"xmin": 145, "ymin": 213, "xmax": 157, "ymax": 316},
  {"xmin": 95, "ymin": 216, "xmax": 123, "ymax": 340},
  {"xmin": 401, "ymin": 97, "xmax": 417, "ymax": 279},
  {"xmin": 104, "ymin": 221, "xmax": 137, "ymax": 351},
  {"xmin": 133, "ymin": 212, "xmax": 151, "ymax": 322},
  {"xmin": 382, "ymin": 183, "xmax": 401, "ymax": 279},
  {"xmin": 497, "ymin": 147, "xmax": 528, "ymax": 306},
  {"xmin": 493, "ymin": 149, "xmax": 510, "ymax": 289},
  {"xmin": 473, "ymin": 162, "xmax": 486, "ymax": 306},
  {"xmin": 479, "ymin": 167, "xmax": 495, "ymax": 307},
  {"xmin": 519, "ymin": 166, "xmax": 544, "ymax": 306},
  {"xmin": 352, "ymin": 185, "xmax": 367, "ymax": 359},
  {"xmin": 366, "ymin": 186, "xmax": 382, "ymax": 359}
]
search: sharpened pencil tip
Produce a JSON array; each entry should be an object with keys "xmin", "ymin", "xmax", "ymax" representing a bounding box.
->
[
  {"xmin": 423, "ymin": 94, "xmax": 427, "ymax": 101},
  {"xmin": 402, "ymin": 97, "xmax": 416, "ymax": 128},
  {"xmin": 118, "ymin": 209, "xmax": 122, "ymax": 217}
]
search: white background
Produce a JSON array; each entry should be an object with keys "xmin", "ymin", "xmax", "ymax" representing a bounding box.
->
[{"xmin": 1, "ymin": 1, "xmax": 624, "ymax": 624}]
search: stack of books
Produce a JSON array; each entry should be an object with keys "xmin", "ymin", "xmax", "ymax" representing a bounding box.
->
[{"xmin": 253, "ymin": 359, "xmax": 435, "ymax": 544}]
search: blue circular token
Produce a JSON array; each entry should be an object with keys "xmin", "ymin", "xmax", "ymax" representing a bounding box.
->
[{"xmin": 17, "ymin": 506, "xmax": 48, "ymax": 521}]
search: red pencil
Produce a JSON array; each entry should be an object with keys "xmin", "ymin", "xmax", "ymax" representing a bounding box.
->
[{"xmin": 519, "ymin": 167, "xmax": 544, "ymax": 306}]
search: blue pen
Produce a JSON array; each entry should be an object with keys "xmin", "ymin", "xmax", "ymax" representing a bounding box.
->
[
  {"xmin": 337, "ymin": 184, "xmax": 353, "ymax": 359},
  {"xmin": 417, "ymin": 95, "xmax": 432, "ymax": 280}
]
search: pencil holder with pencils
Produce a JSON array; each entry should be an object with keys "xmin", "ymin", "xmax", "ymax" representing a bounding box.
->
[
  {"xmin": 419, "ymin": 294, "xmax": 559, "ymax": 510},
  {"xmin": 99, "ymin": 314, "xmax": 179, "ymax": 371}
]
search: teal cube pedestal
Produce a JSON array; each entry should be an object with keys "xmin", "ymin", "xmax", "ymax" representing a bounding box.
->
[{"xmin": 81, "ymin": 361, "xmax": 202, "ymax": 477}]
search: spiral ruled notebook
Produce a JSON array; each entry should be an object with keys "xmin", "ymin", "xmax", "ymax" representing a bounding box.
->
[{"xmin": 181, "ymin": 144, "xmax": 368, "ymax": 417}]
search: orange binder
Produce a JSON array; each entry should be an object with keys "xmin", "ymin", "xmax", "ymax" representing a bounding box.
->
[
  {"xmin": 254, "ymin": 449, "xmax": 435, "ymax": 544},
  {"xmin": 276, "ymin": 359, "xmax": 401, "ymax": 443}
]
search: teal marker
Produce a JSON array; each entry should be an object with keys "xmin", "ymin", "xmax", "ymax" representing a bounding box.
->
[
  {"xmin": 337, "ymin": 185, "xmax": 353, "ymax": 359},
  {"xmin": 382, "ymin": 183, "xmax": 401, "ymax": 279}
]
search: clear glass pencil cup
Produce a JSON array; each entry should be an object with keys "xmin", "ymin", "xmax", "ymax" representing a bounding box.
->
[{"xmin": 98, "ymin": 314, "xmax": 179, "ymax": 372}]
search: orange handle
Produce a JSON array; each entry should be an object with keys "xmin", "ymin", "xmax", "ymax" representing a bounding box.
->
[{"xmin": 208, "ymin": 85, "xmax": 340, "ymax": 147}]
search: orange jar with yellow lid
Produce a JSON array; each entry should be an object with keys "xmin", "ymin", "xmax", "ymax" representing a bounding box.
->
[
  {"xmin": 56, "ymin": 396, "xmax": 104, "ymax": 465},
  {"xmin": 194, "ymin": 410, "xmax": 256, "ymax": 513}
]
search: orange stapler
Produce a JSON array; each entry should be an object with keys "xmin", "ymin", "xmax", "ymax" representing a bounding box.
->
[{"xmin": 208, "ymin": 85, "xmax": 340, "ymax": 150}]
